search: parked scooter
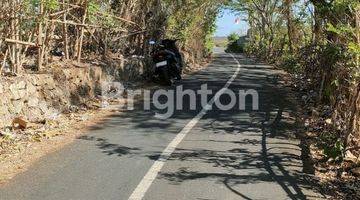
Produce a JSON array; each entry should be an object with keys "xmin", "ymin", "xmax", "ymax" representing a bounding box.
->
[{"xmin": 150, "ymin": 39, "xmax": 183, "ymax": 86}]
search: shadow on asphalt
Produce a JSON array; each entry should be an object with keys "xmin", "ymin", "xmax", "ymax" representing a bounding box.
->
[{"xmin": 78, "ymin": 54, "xmax": 325, "ymax": 199}]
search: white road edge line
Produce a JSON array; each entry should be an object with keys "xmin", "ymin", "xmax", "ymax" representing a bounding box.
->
[{"xmin": 128, "ymin": 54, "xmax": 242, "ymax": 200}]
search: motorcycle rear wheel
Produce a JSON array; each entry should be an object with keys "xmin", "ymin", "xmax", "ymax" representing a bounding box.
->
[{"xmin": 160, "ymin": 68, "xmax": 172, "ymax": 86}]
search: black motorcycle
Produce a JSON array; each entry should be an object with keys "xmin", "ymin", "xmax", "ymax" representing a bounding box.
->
[{"xmin": 150, "ymin": 39, "xmax": 183, "ymax": 86}]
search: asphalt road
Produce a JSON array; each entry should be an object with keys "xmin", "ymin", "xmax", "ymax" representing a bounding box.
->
[{"xmin": 0, "ymin": 52, "xmax": 326, "ymax": 200}]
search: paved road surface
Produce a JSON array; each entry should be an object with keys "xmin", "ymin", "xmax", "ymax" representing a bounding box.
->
[{"xmin": 0, "ymin": 53, "xmax": 326, "ymax": 200}]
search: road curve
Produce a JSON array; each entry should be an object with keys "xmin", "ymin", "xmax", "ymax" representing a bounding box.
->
[{"xmin": 0, "ymin": 53, "xmax": 326, "ymax": 200}]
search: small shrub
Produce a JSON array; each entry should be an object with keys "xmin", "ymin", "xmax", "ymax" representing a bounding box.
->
[
  {"xmin": 225, "ymin": 42, "xmax": 245, "ymax": 53},
  {"xmin": 278, "ymin": 54, "xmax": 301, "ymax": 73},
  {"xmin": 227, "ymin": 33, "xmax": 240, "ymax": 43},
  {"xmin": 319, "ymin": 131, "xmax": 345, "ymax": 160},
  {"xmin": 324, "ymin": 140, "xmax": 345, "ymax": 160},
  {"xmin": 225, "ymin": 33, "xmax": 245, "ymax": 53}
]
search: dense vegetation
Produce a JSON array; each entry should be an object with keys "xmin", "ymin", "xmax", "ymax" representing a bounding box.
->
[
  {"xmin": 225, "ymin": 32, "xmax": 245, "ymax": 53},
  {"xmin": 229, "ymin": 0, "xmax": 360, "ymax": 161},
  {"xmin": 0, "ymin": 0, "xmax": 224, "ymax": 74},
  {"xmin": 165, "ymin": 0, "xmax": 224, "ymax": 60}
]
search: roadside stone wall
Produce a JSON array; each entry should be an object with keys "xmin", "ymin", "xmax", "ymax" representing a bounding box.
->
[
  {"xmin": 0, "ymin": 66, "xmax": 105, "ymax": 128},
  {"xmin": 0, "ymin": 54, "xmax": 169, "ymax": 128},
  {"xmin": 0, "ymin": 56, "xmax": 147, "ymax": 128}
]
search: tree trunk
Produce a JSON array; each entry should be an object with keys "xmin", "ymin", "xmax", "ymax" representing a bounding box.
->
[
  {"xmin": 356, "ymin": 6, "xmax": 360, "ymax": 67},
  {"xmin": 284, "ymin": 0, "xmax": 295, "ymax": 53},
  {"xmin": 345, "ymin": 6, "xmax": 360, "ymax": 146},
  {"xmin": 62, "ymin": 0, "xmax": 70, "ymax": 60},
  {"xmin": 10, "ymin": 2, "xmax": 16, "ymax": 72},
  {"xmin": 14, "ymin": 0, "xmax": 21, "ymax": 73},
  {"xmin": 312, "ymin": 1, "xmax": 323, "ymax": 43},
  {"xmin": 37, "ymin": 1, "xmax": 44, "ymax": 71},
  {"xmin": 77, "ymin": 0, "xmax": 88, "ymax": 63}
]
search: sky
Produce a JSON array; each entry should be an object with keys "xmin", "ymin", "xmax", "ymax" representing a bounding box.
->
[{"xmin": 215, "ymin": 9, "xmax": 249, "ymax": 37}]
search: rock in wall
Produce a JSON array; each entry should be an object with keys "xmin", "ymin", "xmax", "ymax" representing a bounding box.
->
[{"xmin": 0, "ymin": 65, "xmax": 106, "ymax": 128}]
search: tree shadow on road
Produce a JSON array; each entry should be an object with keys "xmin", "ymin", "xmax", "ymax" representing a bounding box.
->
[
  {"xmin": 155, "ymin": 55, "xmax": 324, "ymax": 199},
  {"xmin": 78, "ymin": 135, "xmax": 141, "ymax": 156},
  {"xmin": 76, "ymin": 54, "xmax": 325, "ymax": 199}
]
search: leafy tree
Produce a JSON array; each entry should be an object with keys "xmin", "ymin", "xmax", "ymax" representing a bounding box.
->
[{"xmin": 229, "ymin": 0, "xmax": 360, "ymax": 156}]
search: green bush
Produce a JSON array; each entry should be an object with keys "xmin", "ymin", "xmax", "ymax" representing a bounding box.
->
[
  {"xmin": 225, "ymin": 33, "xmax": 245, "ymax": 53},
  {"xmin": 227, "ymin": 33, "xmax": 240, "ymax": 43},
  {"xmin": 225, "ymin": 42, "xmax": 245, "ymax": 53},
  {"xmin": 278, "ymin": 54, "xmax": 301, "ymax": 73}
]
